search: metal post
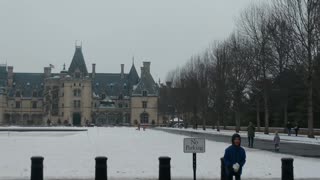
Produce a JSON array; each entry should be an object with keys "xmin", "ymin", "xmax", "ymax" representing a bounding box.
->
[
  {"xmin": 159, "ymin": 156, "xmax": 171, "ymax": 180},
  {"xmin": 95, "ymin": 156, "xmax": 108, "ymax": 180},
  {"xmin": 193, "ymin": 153, "xmax": 196, "ymax": 180},
  {"xmin": 281, "ymin": 158, "xmax": 294, "ymax": 180},
  {"xmin": 30, "ymin": 156, "xmax": 44, "ymax": 180},
  {"xmin": 220, "ymin": 157, "xmax": 226, "ymax": 180}
]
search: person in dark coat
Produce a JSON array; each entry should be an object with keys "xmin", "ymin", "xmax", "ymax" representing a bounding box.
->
[
  {"xmin": 294, "ymin": 122, "xmax": 300, "ymax": 136},
  {"xmin": 287, "ymin": 121, "xmax": 292, "ymax": 136},
  {"xmin": 274, "ymin": 131, "xmax": 280, "ymax": 152},
  {"xmin": 224, "ymin": 134, "xmax": 246, "ymax": 180},
  {"xmin": 247, "ymin": 122, "xmax": 255, "ymax": 148}
]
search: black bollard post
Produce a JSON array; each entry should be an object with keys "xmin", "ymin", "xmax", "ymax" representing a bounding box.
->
[
  {"xmin": 30, "ymin": 156, "xmax": 44, "ymax": 180},
  {"xmin": 159, "ymin": 156, "xmax": 171, "ymax": 180},
  {"xmin": 281, "ymin": 158, "xmax": 294, "ymax": 180},
  {"xmin": 220, "ymin": 157, "xmax": 226, "ymax": 180},
  {"xmin": 95, "ymin": 156, "xmax": 108, "ymax": 180}
]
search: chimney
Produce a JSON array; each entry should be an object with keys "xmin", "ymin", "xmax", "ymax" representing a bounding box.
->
[
  {"xmin": 44, "ymin": 67, "xmax": 51, "ymax": 78},
  {"xmin": 143, "ymin": 62, "xmax": 150, "ymax": 74},
  {"xmin": 92, "ymin": 63, "xmax": 96, "ymax": 78},
  {"xmin": 140, "ymin": 67, "xmax": 145, "ymax": 78},
  {"xmin": 7, "ymin": 66, "xmax": 13, "ymax": 87},
  {"xmin": 121, "ymin": 64, "xmax": 124, "ymax": 79},
  {"xmin": 166, "ymin": 81, "xmax": 172, "ymax": 88}
]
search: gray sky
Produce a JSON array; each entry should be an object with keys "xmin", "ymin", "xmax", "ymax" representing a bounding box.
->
[{"xmin": 0, "ymin": 0, "xmax": 254, "ymax": 82}]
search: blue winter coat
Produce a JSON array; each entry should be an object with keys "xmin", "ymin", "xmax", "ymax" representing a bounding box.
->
[{"xmin": 223, "ymin": 145, "xmax": 246, "ymax": 175}]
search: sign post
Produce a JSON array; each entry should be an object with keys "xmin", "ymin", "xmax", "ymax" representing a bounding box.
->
[{"xmin": 184, "ymin": 138, "xmax": 205, "ymax": 180}]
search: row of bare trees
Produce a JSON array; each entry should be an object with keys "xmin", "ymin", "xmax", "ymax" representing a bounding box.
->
[{"xmin": 164, "ymin": 0, "xmax": 320, "ymax": 138}]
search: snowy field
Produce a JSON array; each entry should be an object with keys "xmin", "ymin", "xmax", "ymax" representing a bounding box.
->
[
  {"xmin": 0, "ymin": 127, "xmax": 319, "ymax": 180},
  {"xmin": 160, "ymin": 127, "xmax": 320, "ymax": 145}
]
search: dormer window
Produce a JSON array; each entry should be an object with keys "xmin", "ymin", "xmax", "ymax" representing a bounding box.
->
[
  {"xmin": 101, "ymin": 93, "xmax": 106, "ymax": 99},
  {"xmin": 15, "ymin": 91, "xmax": 21, "ymax": 97},
  {"xmin": 75, "ymin": 72, "xmax": 81, "ymax": 78},
  {"xmin": 142, "ymin": 90, "xmax": 148, "ymax": 97},
  {"xmin": 119, "ymin": 94, "xmax": 123, "ymax": 100},
  {"xmin": 33, "ymin": 91, "xmax": 38, "ymax": 97}
]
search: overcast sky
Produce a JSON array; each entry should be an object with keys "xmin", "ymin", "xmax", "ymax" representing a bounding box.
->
[{"xmin": 0, "ymin": 0, "xmax": 255, "ymax": 82}]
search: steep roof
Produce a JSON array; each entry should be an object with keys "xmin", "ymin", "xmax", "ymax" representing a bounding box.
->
[
  {"xmin": 0, "ymin": 66, "xmax": 7, "ymax": 87},
  {"xmin": 68, "ymin": 46, "xmax": 88, "ymax": 75},
  {"xmin": 132, "ymin": 65, "xmax": 158, "ymax": 96},
  {"xmin": 8, "ymin": 73, "xmax": 44, "ymax": 97},
  {"xmin": 128, "ymin": 63, "xmax": 139, "ymax": 85},
  {"xmin": 92, "ymin": 73, "xmax": 130, "ymax": 97}
]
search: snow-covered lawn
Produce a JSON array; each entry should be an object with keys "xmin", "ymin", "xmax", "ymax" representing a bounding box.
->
[
  {"xmin": 0, "ymin": 127, "xmax": 319, "ymax": 179},
  {"xmin": 160, "ymin": 127, "xmax": 320, "ymax": 145}
]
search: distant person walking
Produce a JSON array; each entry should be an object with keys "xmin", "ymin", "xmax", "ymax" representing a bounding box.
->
[
  {"xmin": 137, "ymin": 123, "xmax": 141, "ymax": 131},
  {"xmin": 287, "ymin": 121, "xmax": 292, "ymax": 136},
  {"xmin": 224, "ymin": 134, "xmax": 246, "ymax": 180},
  {"xmin": 294, "ymin": 122, "xmax": 300, "ymax": 136},
  {"xmin": 247, "ymin": 122, "xmax": 255, "ymax": 148},
  {"xmin": 274, "ymin": 131, "xmax": 280, "ymax": 152}
]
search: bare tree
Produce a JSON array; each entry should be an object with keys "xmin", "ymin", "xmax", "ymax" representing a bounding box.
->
[
  {"xmin": 227, "ymin": 33, "xmax": 255, "ymax": 132},
  {"xmin": 239, "ymin": 3, "xmax": 274, "ymax": 134},
  {"xmin": 278, "ymin": 0, "xmax": 320, "ymax": 137}
]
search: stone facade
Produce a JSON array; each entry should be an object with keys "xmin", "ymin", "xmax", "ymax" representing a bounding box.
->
[{"xmin": 0, "ymin": 45, "xmax": 160, "ymax": 126}]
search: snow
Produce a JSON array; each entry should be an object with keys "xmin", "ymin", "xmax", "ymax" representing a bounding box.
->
[
  {"xmin": 0, "ymin": 127, "xmax": 87, "ymax": 131},
  {"xmin": 160, "ymin": 127, "xmax": 320, "ymax": 145},
  {"xmin": 0, "ymin": 127, "xmax": 319, "ymax": 179}
]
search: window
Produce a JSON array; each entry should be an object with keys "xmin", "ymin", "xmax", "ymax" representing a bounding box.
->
[
  {"xmin": 142, "ymin": 101, "xmax": 147, "ymax": 108},
  {"xmin": 62, "ymin": 103, "xmax": 64, "ymax": 108},
  {"xmin": 15, "ymin": 101, "xmax": 21, "ymax": 108},
  {"xmin": 140, "ymin": 113, "xmax": 149, "ymax": 124},
  {"xmin": 119, "ymin": 103, "xmax": 123, "ymax": 108},
  {"xmin": 119, "ymin": 94, "xmax": 123, "ymax": 100},
  {"xmin": 73, "ymin": 100, "xmax": 81, "ymax": 108},
  {"xmin": 62, "ymin": 83, "xmax": 64, "ymax": 87},
  {"xmin": 75, "ymin": 72, "xmax": 80, "ymax": 78},
  {"xmin": 32, "ymin": 101, "xmax": 37, "ymax": 109},
  {"xmin": 73, "ymin": 89, "xmax": 81, "ymax": 97},
  {"xmin": 61, "ymin": 112, "xmax": 64, "ymax": 116},
  {"xmin": 15, "ymin": 91, "xmax": 21, "ymax": 97},
  {"xmin": 32, "ymin": 91, "xmax": 38, "ymax": 97},
  {"xmin": 125, "ymin": 103, "xmax": 128, "ymax": 108},
  {"xmin": 101, "ymin": 93, "xmax": 106, "ymax": 99},
  {"xmin": 142, "ymin": 90, "xmax": 148, "ymax": 97}
]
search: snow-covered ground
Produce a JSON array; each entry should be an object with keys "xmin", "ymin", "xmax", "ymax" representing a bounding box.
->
[
  {"xmin": 160, "ymin": 127, "xmax": 320, "ymax": 145},
  {"xmin": 0, "ymin": 127, "xmax": 319, "ymax": 179},
  {"xmin": 0, "ymin": 126, "xmax": 87, "ymax": 131}
]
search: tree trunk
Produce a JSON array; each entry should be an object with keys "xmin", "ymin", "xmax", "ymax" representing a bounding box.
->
[
  {"xmin": 284, "ymin": 102, "xmax": 288, "ymax": 134},
  {"xmin": 264, "ymin": 87, "xmax": 269, "ymax": 134},
  {"xmin": 202, "ymin": 110, "xmax": 206, "ymax": 131},
  {"xmin": 216, "ymin": 112, "xmax": 221, "ymax": 131},
  {"xmin": 235, "ymin": 111, "xmax": 241, "ymax": 133},
  {"xmin": 308, "ymin": 77, "xmax": 314, "ymax": 138},
  {"xmin": 256, "ymin": 99, "xmax": 261, "ymax": 131}
]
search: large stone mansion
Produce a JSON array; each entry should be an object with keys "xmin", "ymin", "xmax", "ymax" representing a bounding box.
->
[{"xmin": 0, "ymin": 45, "xmax": 160, "ymax": 126}]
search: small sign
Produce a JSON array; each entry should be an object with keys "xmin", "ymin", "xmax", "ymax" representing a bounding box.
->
[{"xmin": 184, "ymin": 138, "xmax": 205, "ymax": 153}]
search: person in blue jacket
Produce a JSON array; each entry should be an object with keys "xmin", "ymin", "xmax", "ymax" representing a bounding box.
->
[{"xmin": 223, "ymin": 133, "xmax": 246, "ymax": 180}]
